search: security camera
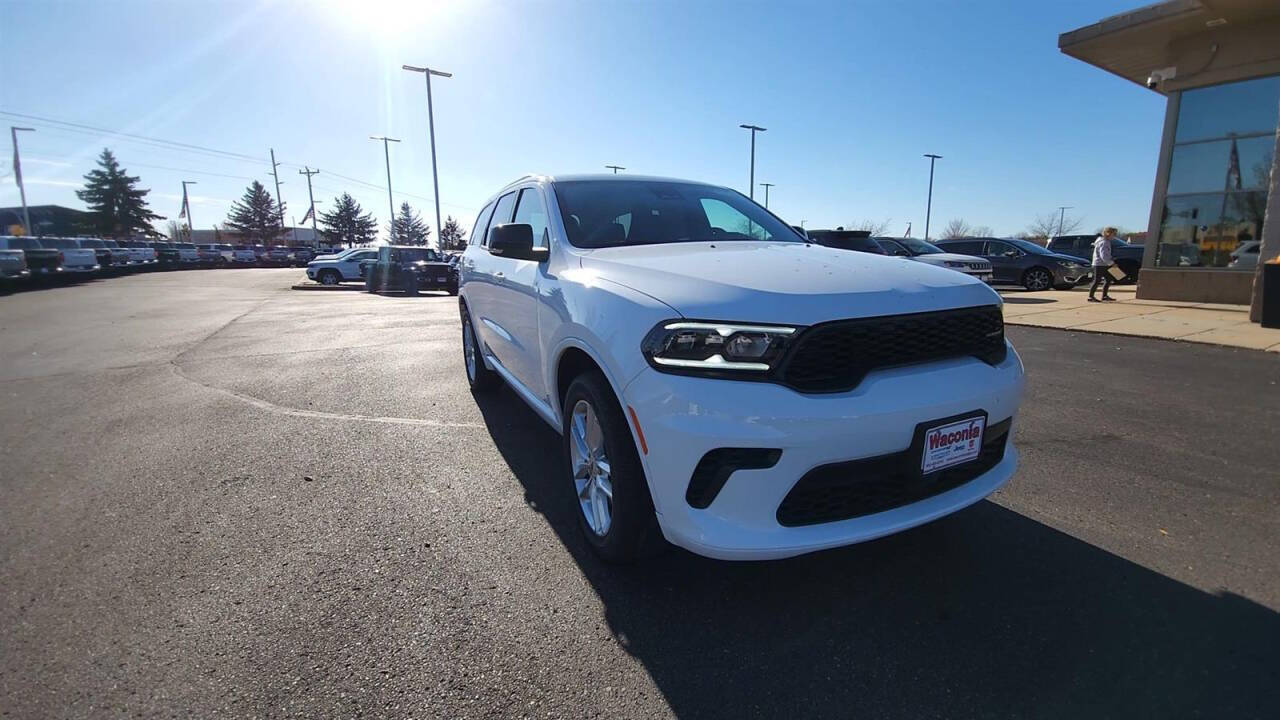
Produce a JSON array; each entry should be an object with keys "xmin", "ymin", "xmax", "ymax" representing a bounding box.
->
[{"xmin": 1147, "ymin": 66, "xmax": 1176, "ymax": 89}]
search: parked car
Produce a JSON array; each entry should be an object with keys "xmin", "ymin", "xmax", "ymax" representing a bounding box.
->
[
  {"xmin": 149, "ymin": 241, "xmax": 182, "ymax": 267},
  {"xmin": 230, "ymin": 245, "xmax": 259, "ymax": 265},
  {"xmin": 934, "ymin": 237, "xmax": 1091, "ymax": 291},
  {"xmin": 305, "ymin": 247, "xmax": 379, "ymax": 285},
  {"xmin": 195, "ymin": 243, "xmax": 226, "ymax": 266},
  {"xmin": 1228, "ymin": 240, "xmax": 1260, "ymax": 270},
  {"xmin": 288, "ymin": 246, "xmax": 314, "ymax": 266},
  {"xmin": 0, "ymin": 243, "xmax": 30, "ymax": 286},
  {"xmin": 73, "ymin": 238, "xmax": 116, "ymax": 271},
  {"xmin": 0, "ymin": 236, "xmax": 63, "ymax": 276},
  {"xmin": 98, "ymin": 239, "xmax": 135, "ymax": 270},
  {"xmin": 459, "ymin": 175, "xmax": 1024, "ymax": 562},
  {"xmin": 251, "ymin": 245, "xmax": 270, "ymax": 264},
  {"xmin": 264, "ymin": 246, "xmax": 293, "ymax": 267},
  {"xmin": 874, "ymin": 237, "xmax": 993, "ymax": 283},
  {"xmin": 1047, "ymin": 234, "xmax": 1143, "ymax": 283},
  {"xmin": 362, "ymin": 245, "xmax": 457, "ymax": 295},
  {"xmin": 119, "ymin": 239, "xmax": 159, "ymax": 267},
  {"xmin": 805, "ymin": 228, "xmax": 886, "ymax": 254},
  {"xmin": 39, "ymin": 237, "xmax": 101, "ymax": 275},
  {"xmin": 171, "ymin": 242, "xmax": 201, "ymax": 265}
]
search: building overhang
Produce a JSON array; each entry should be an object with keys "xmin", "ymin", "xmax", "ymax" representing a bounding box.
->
[{"xmin": 1059, "ymin": 0, "xmax": 1280, "ymax": 94}]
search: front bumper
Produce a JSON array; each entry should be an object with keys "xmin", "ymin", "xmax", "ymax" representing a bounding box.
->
[
  {"xmin": 622, "ymin": 342, "xmax": 1025, "ymax": 560},
  {"xmin": 1, "ymin": 268, "xmax": 30, "ymax": 280},
  {"xmin": 1055, "ymin": 266, "xmax": 1092, "ymax": 285}
]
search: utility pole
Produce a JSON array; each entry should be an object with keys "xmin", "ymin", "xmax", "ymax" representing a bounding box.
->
[
  {"xmin": 269, "ymin": 149, "xmax": 286, "ymax": 232},
  {"xmin": 760, "ymin": 182, "xmax": 775, "ymax": 209},
  {"xmin": 1056, "ymin": 205, "xmax": 1074, "ymax": 238},
  {"xmin": 739, "ymin": 124, "xmax": 766, "ymax": 199},
  {"xmin": 298, "ymin": 167, "xmax": 320, "ymax": 242},
  {"xmin": 605, "ymin": 165, "xmax": 625, "ymax": 174},
  {"xmin": 181, "ymin": 180, "xmax": 197, "ymax": 241},
  {"xmin": 10, "ymin": 126, "xmax": 35, "ymax": 235},
  {"xmin": 369, "ymin": 136, "xmax": 401, "ymax": 236},
  {"xmin": 923, "ymin": 153, "xmax": 942, "ymax": 240},
  {"xmin": 402, "ymin": 64, "xmax": 451, "ymax": 239}
]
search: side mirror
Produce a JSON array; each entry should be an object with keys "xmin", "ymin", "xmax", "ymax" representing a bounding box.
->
[{"xmin": 489, "ymin": 223, "xmax": 549, "ymax": 262}]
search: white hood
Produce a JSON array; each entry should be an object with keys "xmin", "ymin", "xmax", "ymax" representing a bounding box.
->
[{"xmin": 578, "ymin": 241, "xmax": 1001, "ymax": 325}]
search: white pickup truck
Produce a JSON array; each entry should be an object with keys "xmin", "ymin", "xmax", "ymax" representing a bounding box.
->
[
  {"xmin": 120, "ymin": 240, "xmax": 159, "ymax": 266},
  {"xmin": 40, "ymin": 237, "xmax": 101, "ymax": 274}
]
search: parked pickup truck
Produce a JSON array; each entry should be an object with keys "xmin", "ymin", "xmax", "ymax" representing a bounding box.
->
[
  {"xmin": 229, "ymin": 245, "xmax": 258, "ymax": 265},
  {"xmin": 0, "ymin": 236, "xmax": 63, "ymax": 276},
  {"xmin": 172, "ymin": 242, "xmax": 201, "ymax": 265},
  {"xmin": 98, "ymin": 240, "xmax": 135, "ymax": 270},
  {"xmin": 362, "ymin": 245, "xmax": 457, "ymax": 295},
  {"xmin": 120, "ymin": 240, "xmax": 159, "ymax": 266},
  {"xmin": 76, "ymin": 238, "xmax": 118, "ymax": 270},
  {"xmin": 0, "ymin": 244, "xmax": 30, "ymax": 285},
  {"xmin": 39, "ymin": 237, "xmax": 101, "ymax": 274},
  {"xmin": 264, "ymin": 246, "xmax": 293, "ymax": 267}
]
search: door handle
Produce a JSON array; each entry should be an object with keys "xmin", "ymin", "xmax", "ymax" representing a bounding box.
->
[{"xmin": 495, "ymin": 271, "xmax": 505, "ymax": 278}]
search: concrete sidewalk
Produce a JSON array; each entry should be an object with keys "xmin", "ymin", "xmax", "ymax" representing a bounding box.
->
[{"xmin": 999, "ymin": 285, "xmax": 1280, "ymax": 352}]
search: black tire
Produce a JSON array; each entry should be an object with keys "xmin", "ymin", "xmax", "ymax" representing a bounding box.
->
[
  {"xmin": 318, "ymin": 269, "xmax": 340, "ymax": 286},
  {"xmin": 447, "ymin": 282, "xmax": 459, "ymax": 296},
  {"xmin": 561, "ymin": 371, "xmax": 665, "ymax": 563},
  {"xmin": 365, "ymin": 273, "xmax": 377, "ymax": 293},
  {"xmin": 1021, "ymin": 266, "xmax": 1053, "ymax": 292},
  {"xmin": 460, "ymin": 302, "xmax": 499, "ymax": 392},
  {"xmin": 404, "ymin": 276, "xmax": 419, "ymax": 296}
]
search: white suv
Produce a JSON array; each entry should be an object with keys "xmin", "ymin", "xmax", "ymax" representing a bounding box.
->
[{"xmin": 458, "ymin": 175, "xmax": 1025, "ymax": 562}]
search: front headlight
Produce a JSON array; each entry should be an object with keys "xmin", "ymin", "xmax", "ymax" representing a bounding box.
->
[
  {"xmin": 944, "ymin": 261, "xmax": 967, "ymax": 268},
  {"xmin": 642, "ymin": 321, "xmax": 798, "ymax": 375}
]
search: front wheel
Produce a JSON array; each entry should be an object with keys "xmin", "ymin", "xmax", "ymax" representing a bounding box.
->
[
  {"xmin": 1022, "ymin": 267, "xmax": 1053, "ymax": 292},
  {"xmin": 562, "ymin": 371, "xmax": 665, "ymax": 563},
  {"xmin": 318, "ymin": 269, "xmax": 340, "ymax": 286},
  {"xmin": 364, "ymin": 274, "xmax": 377, "ymax": 293},
  {"xmin": 404, "ymin": 276, "xmax": 419, "ymax": 296}
]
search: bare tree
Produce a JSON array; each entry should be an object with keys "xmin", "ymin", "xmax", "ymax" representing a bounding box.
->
[
  {"xmin": 971, "ymin": 225, "xmax": 995, "ymax": 237},
  {"xmin": 848, "ymin": 218, "xmax": 891, "ymax": 236},
  {"xmin": 1027, "ymin": 211, "xmax": 1082, "ymax": 239},
  {"xmin": 941, "ymin": 218, "xmax": 972, "ymax": 239}
]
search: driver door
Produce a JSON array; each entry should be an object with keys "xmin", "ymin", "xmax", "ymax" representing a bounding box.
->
[{"xmin": 984, "ymin": 240, "xmax": 1023, "ymax": 284}]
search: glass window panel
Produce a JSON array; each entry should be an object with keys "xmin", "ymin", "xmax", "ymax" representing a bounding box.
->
[
  {"xmin": 1173, "ymin": 75, "xmax": 1280, "ymax": 143},
  {"xmin": 1236, "ymin": 135, "xmax": 1275, "ymax": 191},
  {"xmin": 1157, "ymin": 191, "xmax": 1266, "ymax": 269},
  {"xmin": 1168, "ymin": 136, "xmax": 1275, "ymax": 196},
  {"xmin": 513, "ymin": 188, "xmax": 550, "ymax": 248}
]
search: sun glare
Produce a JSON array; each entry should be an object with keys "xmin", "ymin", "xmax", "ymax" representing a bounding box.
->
[{"xmin": 317, "ymin": 0, "xmax": 462, "ymax": 40}]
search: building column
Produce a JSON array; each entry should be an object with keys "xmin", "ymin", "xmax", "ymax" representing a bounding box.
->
[
  {"xmin": 1141, "ymin": 90, "xmax": 1181, "ymax": 286},
  {"xmin": 1248, "ymin": 99, "xmax": 1280, "ymax": 322}
]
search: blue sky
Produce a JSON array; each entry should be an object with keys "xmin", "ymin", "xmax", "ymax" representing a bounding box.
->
[{"xmin": 1, "ymin": 0, "xmax": 1165, "ymax": 240}]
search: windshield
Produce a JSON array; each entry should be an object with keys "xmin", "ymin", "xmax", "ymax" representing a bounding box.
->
[
  {"xmin": 1006, "ymin": 238, "xmax": 1054, "ymax": 255},
  {"xmin": 898, "ymin": 237, "xmax": 944, "ymax": 255},
  {"xmin": 397, "ymin": 249, "xmax": 439, "ymax": 263},
  {"xmin": 79, "ymin": 239, "xmax": 104, "ymax": 248},
  {"xmin": 176, "ymin": 243, "xmax": 195, "ymax": 249},
  {"xmin": 6, "ymin": 237, "xmax": 44, "ymax": 249},
  {"xmin": 42, "ymin": 238, "xmax": 78, "ymax": 249},
  {"xmin": 554, "ymin": 180, "xmax": 800, "ymax": 248}
]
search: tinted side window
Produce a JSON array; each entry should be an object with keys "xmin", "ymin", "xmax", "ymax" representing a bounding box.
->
[
  {"xmin": 986, "ymin": 240, "xmax": 1018, "ymax": 256},
  {"xmin": 485, "ymin": 192, "xmax": 518, "ymax": 247},
  {"xmin": 940, "ymin": 240, "xmax": 981, "ymax": 254},
  {"xmin": 469, "ymin": 201, "xmax": 496, "ymax": 248},
  {"xmin": 513, "ymin": 187, "xmax": 550, "ymax": 248}
]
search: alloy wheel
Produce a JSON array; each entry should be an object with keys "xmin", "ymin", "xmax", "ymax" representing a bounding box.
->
[
  {"xmin": 1025, "ymin": 268, "xmax": 1051, "ymax": 291},
  {"xmin": 463, "ymin": 318, "xmax": 477, "ymax": 382},
  {"xmin": 569, "ymin": 399, "xmax": 613, "ymax": 537}
]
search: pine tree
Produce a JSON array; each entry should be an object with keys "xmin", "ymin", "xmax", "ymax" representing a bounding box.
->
[
  {"xmin": 387, "ymin": 201, "xmax": 431, "ymax": 246},
  {"xmin": 75, "ymin": 148, "xmax": 162, "ymax": 236},
  {"xmin": 439, "ymin": 215, "xmax": 467, "ymax": 252},
  {"xmin": 318, "ymin": 193, "xmax": 378, "ymax": 247},
  {"xmin": 225, "ymin": 181, "xmax": 286, "ymax": 244}
]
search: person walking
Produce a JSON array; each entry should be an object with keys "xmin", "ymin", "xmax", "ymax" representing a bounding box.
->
[{"xmin": 1088, "ymin": 227, "xmax": 1118, "ymax": 302}]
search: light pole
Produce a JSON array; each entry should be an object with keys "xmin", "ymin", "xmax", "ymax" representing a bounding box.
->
[
  {"xmin": 1056, "ymin": 205, "xmax": 1074, "ymax": 238},
  {"xmin": 369, "ymin": 135, "xmax": 401, "ymax": 233},
  {"xmin": 760, "ymin": 182, "xmax": 775, "ymax": 209},
  {"xmin": 739, "ymin": 124, "xmax": 766, "ymax": 199},
  {"xmin": 10, "ymin": 126, "xmax": 34, "ymax": 235},
  {"xmin": 605, "ymin": 165, "xmax": 625, "ymax": 174},
  {"xmin": 181, "ymin": 180, "xmax": 197, "ymax": 241},
  {"xmin": 923, "ymin": 153, "xmax": 942, "ymax": 240},
  {"xmin": 402, "ymin": 64, "xmax": 451, "ymax": 237}
]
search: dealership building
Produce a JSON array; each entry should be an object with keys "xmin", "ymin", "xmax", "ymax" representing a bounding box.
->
[{"xmin": 1060, "ymin": 0, "xmax": 1279, "ymax": 311}]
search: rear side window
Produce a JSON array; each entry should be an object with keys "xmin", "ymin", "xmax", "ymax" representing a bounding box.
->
[
  {"xmin": 941, "ymin": 240, "xmax": 983, "ymax": 255},
  {"xmin": 469, "ymin": 201, "xmax": 496, "ymax": 248},
  {"xmin": 485, "ymin": 192, "xmax": 518, "ymax": 247},
  {"xmin": 513, "ymin": 188, "xmax": 550, "ymax": 248}
]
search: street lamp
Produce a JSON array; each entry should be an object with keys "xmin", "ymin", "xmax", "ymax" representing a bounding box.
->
[
  {"xmin": 605, "ymin": 165, "xmax": 625, "ymax": 174},
  {"xmin": 181, "ymin": 180, "xmax": 197, "ymax": 240},
  {"xmin": 402, "ymin": 64, "xmax": 451, "ymax": 238},
  {"xmin": 739, "ymin": 124, "xmax": 766, "ymax": 199},
  {"xmin": 760, "ymin": 182, "xmax": 775, "ymax": 209},
  {"xmin": 1056, "ymin": 205, "xmax": 1074, "ymax": 238},
  {"xmin": 923, "ymin": 153, "xmax": 942, "ymax": 240},
  {"xmin": 10, "ymin": 126, "xmax": 34, "ymax": 235},
  {"xmin": 369, "ymin": 135, "xmax": 401, "ymax": 232}
]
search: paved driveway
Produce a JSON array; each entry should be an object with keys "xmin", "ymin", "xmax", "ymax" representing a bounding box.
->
[{"xmin": 2, "ymin": 269, "xmax": 1277, "ymax": 718}]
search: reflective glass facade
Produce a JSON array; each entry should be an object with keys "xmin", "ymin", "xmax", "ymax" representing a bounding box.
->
[{"xmin": 1157, "ymin": 75, "xmax": 1279, "ymax": 268}]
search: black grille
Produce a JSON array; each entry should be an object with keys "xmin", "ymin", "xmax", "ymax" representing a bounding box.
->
[
  {"xmin": 776, "ymin": 417, "xmax": 1011, "ymax": 527},
  {"xmin": 778, "ymin": 305, "xmax": 1006, "ymax": 393}
]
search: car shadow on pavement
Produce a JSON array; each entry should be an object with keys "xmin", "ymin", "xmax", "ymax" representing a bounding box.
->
[
  {"xmin": 474, "ymin": 386, "xmax": 1279, "ymax": 718},
  {"xmin": 1000, "ymin": 296, "xmax": 1057, "ymax": 305}
]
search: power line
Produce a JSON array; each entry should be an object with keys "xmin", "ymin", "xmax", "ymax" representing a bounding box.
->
[{"xmin": 0, "ymin": 110, "xmax": 262, "ymax": 162}]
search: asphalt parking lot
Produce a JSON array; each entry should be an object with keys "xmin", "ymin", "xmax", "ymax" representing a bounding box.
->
[{"xmin": 2, "ymin": 269, "xmax": 1278, "ymax": 718}]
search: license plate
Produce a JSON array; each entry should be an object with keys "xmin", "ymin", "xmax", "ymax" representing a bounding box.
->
[{"xmin": 921, "ymin": 416, "xmax": 985, "ymax": 473}]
